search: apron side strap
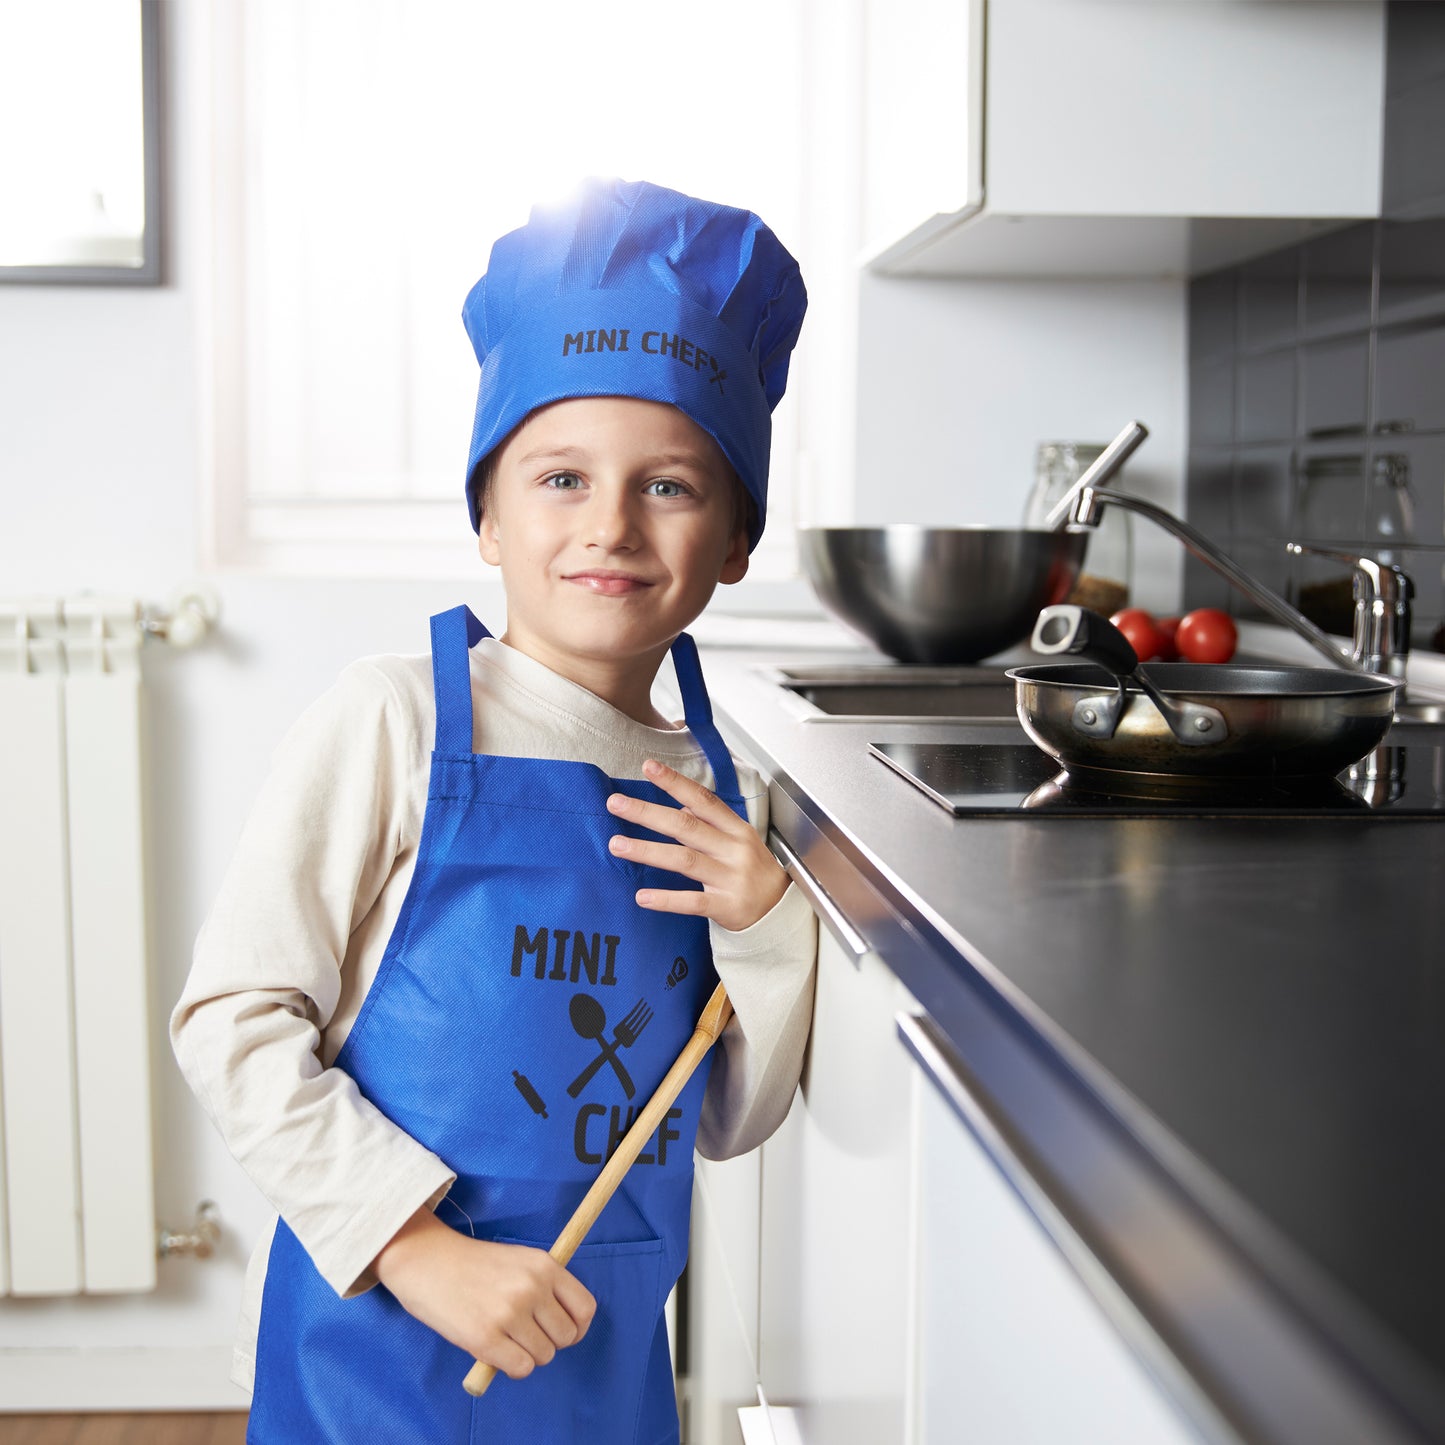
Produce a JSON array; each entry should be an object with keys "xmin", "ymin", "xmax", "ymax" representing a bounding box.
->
[
  {"xmin": 669, "ymin": 632, "xmax": 744, "ymax": 817},
  {"xmin": 429, "ymin": 606, "xmax": 490, "ymax": 755}
]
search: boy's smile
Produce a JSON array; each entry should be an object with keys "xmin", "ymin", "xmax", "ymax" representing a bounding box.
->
[
  {"xmin": 478, "ymin": 397, "xmax": 750, "ymax": 722},
  {"xmin": 565, "ymin": 569, "xmax": 652, "ymax": 597}
]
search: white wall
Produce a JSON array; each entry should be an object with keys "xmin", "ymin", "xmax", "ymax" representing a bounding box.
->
[
  {"xmin": 0, "ymin": 2, "xmax": 1189, "ymax": 1411},
  {"xmin": 853, "ymin": 271, "xmax": 1188, "ymax": 614},
  {"xmin": 0, "ymin": 1, "xmax": 508, "ymax": 1409}
]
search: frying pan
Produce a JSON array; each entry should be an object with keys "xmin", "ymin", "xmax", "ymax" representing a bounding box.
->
[{"xmin": 1006, "ymin": 606, "xmax": 1398, "ymax": 781}]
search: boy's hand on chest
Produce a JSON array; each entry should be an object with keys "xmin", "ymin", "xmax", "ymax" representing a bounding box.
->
[{"xmin": 605, "ymin": 759, "xmax": 787, "ymax": 934}]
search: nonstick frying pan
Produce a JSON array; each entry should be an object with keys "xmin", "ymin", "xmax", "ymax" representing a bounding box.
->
[{"xmin": 1006, "ymin": 606, "xmax": 1399, "ymax": 781}]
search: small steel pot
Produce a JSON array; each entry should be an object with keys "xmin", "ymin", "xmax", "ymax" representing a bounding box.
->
[{"xmin": 1006, "ymin": 607, "xmax": 1399, "ymax": 780}]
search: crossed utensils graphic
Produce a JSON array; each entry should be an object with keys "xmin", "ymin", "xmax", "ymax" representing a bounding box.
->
[{"xmin": 565, "ymin": 992, "xmax": 654, "ymax": 1100}]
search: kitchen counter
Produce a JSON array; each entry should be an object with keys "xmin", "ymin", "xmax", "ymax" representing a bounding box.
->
[{"xmin": 702, "ymin": 643, "xmax": 1445, "ymax": 1445}]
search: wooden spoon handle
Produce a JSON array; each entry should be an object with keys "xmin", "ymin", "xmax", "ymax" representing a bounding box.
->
[{"xmin": 462, "ymin": 982, "xmax": 733, "ymax": 1398}]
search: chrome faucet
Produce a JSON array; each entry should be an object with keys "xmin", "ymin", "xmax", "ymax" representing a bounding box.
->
[
  {"xmin": 1285, "ymin": 544, "xmax": 1413, "ymax": 680},
  {"xmin": 1059, "ymin": 465, "xmax": 1412, "ymax": 679}
]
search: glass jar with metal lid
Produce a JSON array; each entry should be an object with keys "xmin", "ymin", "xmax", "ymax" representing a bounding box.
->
[{"xmin": 1025, "ymin": 441, "xmax": 1135, "ymax": 614}]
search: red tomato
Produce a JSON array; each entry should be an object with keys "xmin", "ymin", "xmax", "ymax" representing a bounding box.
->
[
  {"xmin": 1154, "ymin": 615, "xmax": 1181, "ymax": 662},
  {"xmin": 1175, "ymin": 607, "xmax": 1238, "ymax": 663},
  {"xmin": 1109, "ymin": 608, "xmax": 1165, "ymax": 662}
]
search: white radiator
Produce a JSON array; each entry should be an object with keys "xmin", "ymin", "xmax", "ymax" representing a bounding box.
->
[{"xmin": 0, "ymin": 597, "xmax": 156, "ymax": 1295}]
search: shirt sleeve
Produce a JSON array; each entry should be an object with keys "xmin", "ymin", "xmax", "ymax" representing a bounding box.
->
[
  {"xmin": 169, "ymin": 659, "xmax": 455, "ymax": 1299},
  {"xmin": 696, "ymin": 783, "xmax": 818, "ymax": 1160}
]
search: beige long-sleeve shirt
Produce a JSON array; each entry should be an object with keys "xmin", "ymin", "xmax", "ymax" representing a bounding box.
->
[{"xmin": 170, "ymin": 637, "xmax": 816, "ymax": 1392}]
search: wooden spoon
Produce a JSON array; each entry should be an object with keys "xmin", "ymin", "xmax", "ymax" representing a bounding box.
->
[{"xmin": 462, "ymin": 981, "xmax": 734, "ymax": 1398}]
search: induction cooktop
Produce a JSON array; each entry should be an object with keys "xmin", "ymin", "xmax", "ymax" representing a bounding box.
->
[{"xmin": 869, "ymin": 739, "xmax": 1445, "ymax": 818}]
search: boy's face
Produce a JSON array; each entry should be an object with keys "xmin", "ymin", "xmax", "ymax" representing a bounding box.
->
[{"xmin": 478, "ymin": 396, "xmax": 750, "ymax": 679}]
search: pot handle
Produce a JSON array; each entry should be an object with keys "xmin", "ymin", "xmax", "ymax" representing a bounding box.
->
[
  {"xmin": 1032, "ymin": 604, "xmax": 1139, "ymax": 679},
  {"xmin": 1031, "ymin": 606, "xmax": 1229, "ymax": 748}
]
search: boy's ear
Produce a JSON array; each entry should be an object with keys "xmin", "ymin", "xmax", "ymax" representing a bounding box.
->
[
  {"xmin": 717, "ymin": 524, "xmax": 750, "ymax": 586},
  {"xmin": 477, "ymin": 510, "xmax": 501, "ymax": 567}
]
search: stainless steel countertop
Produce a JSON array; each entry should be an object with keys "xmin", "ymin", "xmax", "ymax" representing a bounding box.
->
[{"xmin": 702, "ymin": 644, "xmax": 1445, "ymax": 1445}]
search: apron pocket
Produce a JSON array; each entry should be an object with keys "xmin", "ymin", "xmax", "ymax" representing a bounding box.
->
[
  {"xmin": 471, "ymin": 1235, "xmax": 669, "ymax": 1445},
  {"xmin": 250, "ymin": 1218, "xmax": 474, "ymax": 1445}
]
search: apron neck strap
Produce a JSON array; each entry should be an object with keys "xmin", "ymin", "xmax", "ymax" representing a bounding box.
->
[
  {"xmin": 670, "ymin": 632, "xmax": 744, "ymax": 815},
  {"xmin": 427, "ymin": 610, "xmax": 744, "ymax": 816},
  {"xmin": 430, "ymin": 605, "xmax": 488, "ymax": 755}
]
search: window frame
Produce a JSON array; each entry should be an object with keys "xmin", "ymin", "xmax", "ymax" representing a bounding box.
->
[{"xmin": 201, "ymin": 0, "xmax": 862, "ymax": 595}]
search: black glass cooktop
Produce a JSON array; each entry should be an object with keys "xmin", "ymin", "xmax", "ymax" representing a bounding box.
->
[{"xmin": 869, "ymin": 740, "xmax": 1445, "ymax": 818}]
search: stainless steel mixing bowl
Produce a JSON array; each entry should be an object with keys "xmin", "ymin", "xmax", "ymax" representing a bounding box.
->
[{"xmin": 799, "ymin": 526, "xmax": 1088, "ymax": 664}]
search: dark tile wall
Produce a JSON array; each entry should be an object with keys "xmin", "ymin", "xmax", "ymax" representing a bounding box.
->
[{"xmin": 1183, "ymin": 3, "xmax": 1445, "ymax": 653}]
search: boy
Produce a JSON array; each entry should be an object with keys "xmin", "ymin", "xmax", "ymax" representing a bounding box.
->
[{"xmin": 171, "ymin": 177, "xmax": 817, "ymax": 1443}]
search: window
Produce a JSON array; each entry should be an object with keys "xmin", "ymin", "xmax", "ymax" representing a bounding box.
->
[{"xmin": 206, "ymin": 0, "xmax": 860, "ymax": 586}]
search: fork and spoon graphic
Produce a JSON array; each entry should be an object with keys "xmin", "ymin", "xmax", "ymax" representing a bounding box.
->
[{"xmin": 566, "ymin": 993, "xmax": 653, "ymax": 1099}]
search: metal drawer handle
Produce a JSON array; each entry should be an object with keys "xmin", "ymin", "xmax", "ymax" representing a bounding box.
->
[
  {"xmin": 897, "ymin": 1011, "xmax": 981, "ymax": 1122},
  {"xmin": 768, "ymin": 828, "xmax": 869, "ymax": 961},
  {"xmin": 896, "ymin": 1010, "xmax": 1030, "ymax": 1190}
]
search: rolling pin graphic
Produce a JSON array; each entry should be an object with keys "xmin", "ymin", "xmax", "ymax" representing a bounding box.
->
[
  {"xmin": 511, "ymin": 1070, "xmax": 548, "ymax": 1119},
  {"xmin": 463, "ymin": 981, "xmax": 733, "ymax": 1398}
]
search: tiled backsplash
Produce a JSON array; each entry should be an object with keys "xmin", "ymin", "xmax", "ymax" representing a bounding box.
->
[
  {"xmin": 1184, "ymin": 2, "xmax": 1445, "ymax": 653},
  {"xmin": 1184, "ymin": 220, "xmax": 1445, "ymax": 650}
]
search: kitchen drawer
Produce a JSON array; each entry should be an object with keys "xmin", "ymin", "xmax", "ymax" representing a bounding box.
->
[{"xmin": 902, "ymin": 1013, "xmax": 1209, "ymax": 1445}]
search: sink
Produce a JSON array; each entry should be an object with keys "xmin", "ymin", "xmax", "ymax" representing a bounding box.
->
[
  {"xmin": 767, "ymin": 665, "xmax": 1022, "ymax": 721},
  {"xmin": 766, "ymin": 664, "xmax": 1445, "ymax": 729}
]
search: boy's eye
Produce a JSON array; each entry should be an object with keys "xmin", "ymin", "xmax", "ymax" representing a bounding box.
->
[
  {"xmin": 645, "ymin": 478, "xmax": 689, "ymax": 499},
  {"xmin": 543, "ymin": 471, "xmax": 584, "ymax": 491}
]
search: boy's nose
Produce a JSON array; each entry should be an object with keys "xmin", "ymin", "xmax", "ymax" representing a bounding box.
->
[{"xmin": 586, "ymin": 491, "xmax": 641, "ymax": 550}]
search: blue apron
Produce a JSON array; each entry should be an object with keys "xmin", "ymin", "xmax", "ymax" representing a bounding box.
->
[{"xmin": 248, "ymin": 606, "xmax": 743, "ymax": 1444}]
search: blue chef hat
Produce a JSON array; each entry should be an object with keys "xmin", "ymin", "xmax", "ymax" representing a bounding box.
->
[{"xmin": 461, "ymin": 177, "xmax": 807, "ymax": 551}]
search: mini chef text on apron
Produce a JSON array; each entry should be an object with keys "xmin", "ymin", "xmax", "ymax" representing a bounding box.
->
[{"xmin": 248, "ymin": 606, "xmax": 744, "ymax": 1445}]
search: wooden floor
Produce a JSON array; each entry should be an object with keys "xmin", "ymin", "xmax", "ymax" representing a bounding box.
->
[{"xmin": 0, "ymin": 1416, "xmax": 247, "ymax": 1445}]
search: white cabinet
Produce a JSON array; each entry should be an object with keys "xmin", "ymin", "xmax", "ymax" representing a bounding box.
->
[
  {"xmin": 865, "ymin": 0, "xmax": 1387, "ymax": 278},
  {"xmin": 687, "ymin": 842, "xmax": 1212, "ymax": 1444},
  {"xmin": 861, "ymin": 0, "xmax": 985, "ymax": 258},
  {"xmin": 905, "ymin": 1022, "xmax": 1206, "ymax": 1445},
  {"xmin": 755, "ymin": 925, "xmax": 919, "ymax": 1444},
  {"xmin": 688, "ymin": 1149, "xmax": 762, "ymax": 1445}
]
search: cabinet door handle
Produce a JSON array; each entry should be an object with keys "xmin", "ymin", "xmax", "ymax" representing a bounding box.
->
[
  {"xmin": 898, "ymin": 1009, "xmax": 1064, "ymax": 1238},
  {"xmin": 897, "ymin": 1010, "xmax": 1022, "ymax": 1175},
  {"xmin": 898, "ymin": 1008, "xmax": 1078, "ymax": 1280},
  {"xmin": 768, "ymin": 828, "xmax": 870, "ymax": 962},
  {"xmin": 898, "ymin": 1011, "xmax": 966, "ymax": 1108}
]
